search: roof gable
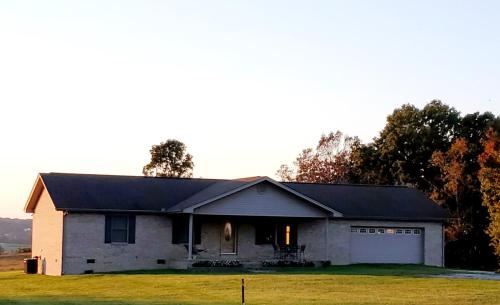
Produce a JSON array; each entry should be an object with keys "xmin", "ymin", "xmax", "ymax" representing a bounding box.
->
[
  {"xmin": 24, "ymin": 175, "xmax": 47, "ymax": 213},
  {"xmin": 170, "ymin": 177, "xmax": 340, "ymax": 216},
  {"xmin": 194, "ymin": 181, "xmax": 330, "ymax": 217}
]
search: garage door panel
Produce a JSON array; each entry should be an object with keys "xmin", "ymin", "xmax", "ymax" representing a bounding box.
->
[{"xmin": 350, "ymin": 228, "xmax": 424, "ymax": 264}]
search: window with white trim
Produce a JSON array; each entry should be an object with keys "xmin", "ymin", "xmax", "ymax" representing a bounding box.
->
[
  {"xmin": 413, "ymin": 229, "xmax": 421, "ymax": 235},
  {"xmin": 368, "ymin": 228, "xmax": 376, "ymax": 234}
]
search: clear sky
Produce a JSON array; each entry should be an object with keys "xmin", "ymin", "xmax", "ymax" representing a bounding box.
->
[{"xmin": 1, "ymin": 1, "xmax": 499, "ymax": 219}]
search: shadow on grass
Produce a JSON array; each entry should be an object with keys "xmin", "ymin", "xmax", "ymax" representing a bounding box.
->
[
  {"xmin": 0, "ymin": 299, "xmax": 198, "ymax": 305},
  {"xmin": 103, "ymin": 264, "xmax": 452, "ymax": 277}
]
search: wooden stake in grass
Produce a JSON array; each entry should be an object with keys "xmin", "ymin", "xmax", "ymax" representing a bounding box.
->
[{"xmin": 241, "ymin": 278, "xmax": 245, "ymax": 305}]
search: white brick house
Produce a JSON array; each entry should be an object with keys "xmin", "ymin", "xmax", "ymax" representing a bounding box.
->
[{"xmin": 24, "ymin": 173, "xmax": 445, "ymax": 275}]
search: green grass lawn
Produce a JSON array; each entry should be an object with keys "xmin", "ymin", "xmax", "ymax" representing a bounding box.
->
[{"xmin": 0, "ymin": 265, "xmax": 498, "ymax": 305}]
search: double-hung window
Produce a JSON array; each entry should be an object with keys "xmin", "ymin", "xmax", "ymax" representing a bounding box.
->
[{"xmin": 105, "ymin": 215, "xmax": 136, "ymax": 244}]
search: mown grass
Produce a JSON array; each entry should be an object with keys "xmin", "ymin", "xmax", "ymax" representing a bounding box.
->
[
  {"xmin": 114, "ymin": 264, "xmax": 456, "ymax": 276},
  {"xmin": 0, "ymin": 265, "xmax": 499, "ymax": 305}
]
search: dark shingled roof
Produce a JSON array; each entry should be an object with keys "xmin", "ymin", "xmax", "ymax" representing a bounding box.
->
[
  {"xmin": 36, "ymin": 173, "xmax": 445, "ymax": 221},
  {"xmin": 283, "ymin": 182, "xmax": 445, "ymax": 220},
  {"xmin": 39, "ymin": 173, "xmax": 221, "ymax": 212}
]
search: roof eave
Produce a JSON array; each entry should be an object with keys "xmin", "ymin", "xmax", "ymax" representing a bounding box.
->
[
  {"xmin": 24, "ymin": 174, "xmax": 45, "ymax": 213},
  {"xmin": 333, "ymin": 215, "xmax": 446, "ymax": 222}
]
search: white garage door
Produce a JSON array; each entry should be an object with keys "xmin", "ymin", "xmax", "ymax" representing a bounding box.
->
[{"xmin": 350, "ymin": 227, "xmax": 424, "ymax": 264}]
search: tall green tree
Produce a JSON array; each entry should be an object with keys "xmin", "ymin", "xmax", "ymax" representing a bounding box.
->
[
  {"xmin": 143, "ymin": 139, "xmax": 194, "ymax": 178},
  {"xmin": 374, "ymin": 100, "xmax": 460, "ymax": 190}
]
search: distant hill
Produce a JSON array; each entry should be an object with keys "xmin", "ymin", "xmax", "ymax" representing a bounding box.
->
[{"xmin": 0, "ymin": 218, "xmax": 31, "ymax": 244}]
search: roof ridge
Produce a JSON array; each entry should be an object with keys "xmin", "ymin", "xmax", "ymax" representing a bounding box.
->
[
  {"xmin": 282, "ymin": 181, "xmax": 410, "ymax": 188},
  {"xmin": 42, "ymin": 172, "xmax": 230, "ymax": 181}
]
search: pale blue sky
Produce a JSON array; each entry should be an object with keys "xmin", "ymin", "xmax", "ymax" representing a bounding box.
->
[{"xmin": 1, "ymin": 1, "xmax": 499, "ymax": 218}]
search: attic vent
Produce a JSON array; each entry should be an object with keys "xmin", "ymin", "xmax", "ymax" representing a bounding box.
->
[{"xmin": 256, "ymin": 184, "xmax": 266, "ymax": 195}]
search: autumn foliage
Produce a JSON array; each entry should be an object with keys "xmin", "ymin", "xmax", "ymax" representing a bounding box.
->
[
  {"xmin": 278, "ymin": 101, "xmax": 499, "ymax": 269},
  {"xmin": 479, "ymin": 128, "xmax": 500, "ymax": 257},
  {"xmin": 277, "ymin": 131, "xmax": 360, "ymax": 183}
]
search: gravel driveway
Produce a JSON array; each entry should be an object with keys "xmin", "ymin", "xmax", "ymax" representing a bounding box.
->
[{"xmin": 431, "ymin": 270, "xmax": 500, "ymax": 281}]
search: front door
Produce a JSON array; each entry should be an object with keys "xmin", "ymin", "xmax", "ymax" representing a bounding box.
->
[{"xmin": 220, "ymin": 220, "xmax": 237, "ymax": 254}]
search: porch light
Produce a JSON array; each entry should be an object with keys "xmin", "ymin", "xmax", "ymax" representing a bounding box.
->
[{"xmin": 285, "ymin": 225, "xmax": 291, "ymax": 245}]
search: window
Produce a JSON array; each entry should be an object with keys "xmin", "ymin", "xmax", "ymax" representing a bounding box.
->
[
  {"xmin": 351, "ymin": 227, "xmax": 358, "ymax": 233},
  {"xmin": 256, "ymin": 223, "xmax": 275, "ymax": 244},
  {"xmin": 105, "ymin": 215, "xmax": 135, "ymax": 244},
  {"xmin": 368, "ymin": 228, "xmax": 376, "ymax": 234},
  {"xmin": 171, "ymin": 215, "xmax": 201, "ymax": 245},
  {"xmin": 405, "ymin": 229, "xmax": 412, "ymax": 235},
  {"xmin": 396, "ymin": 229, "xmax": 403, "ymax": 235},
  {"xmin": 386, "ymin": 229, "xmax": 395, "ymax": 234},
  {"xmin": 359, "ymin": 228, "xmax": 367, "ymax": 234},
  {"xmin": 413, "ymin": 229, "xmax": 421, "ymax": 235},
  {"xmin": 377, "ymin": 228, "xmax": 385, "ymax": 234}
]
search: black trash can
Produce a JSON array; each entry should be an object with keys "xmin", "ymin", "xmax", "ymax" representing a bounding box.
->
[{"xmin": 24, "ymin": 258, "xmax": 38, "ymax": 274}]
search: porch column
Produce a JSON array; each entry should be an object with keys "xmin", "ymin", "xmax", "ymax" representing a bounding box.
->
[
  {"xmin": 188, "ymin": 213, "xmax": 193, "ymax": 260},
  {"xmin": 325, "ymin": 217, "xmax": 329, "ymax": 261}
]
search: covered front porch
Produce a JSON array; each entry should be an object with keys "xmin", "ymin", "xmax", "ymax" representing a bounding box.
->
[
  {"xmin": 167, "ymin": 178, "xmax": 339, "ymax": 267},
  {"xmin": 173, "ymin": 214, "xmax": 330, "ymax": 267}
]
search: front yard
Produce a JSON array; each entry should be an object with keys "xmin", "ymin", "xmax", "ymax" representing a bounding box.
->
[{"xmin": 0, "ymin": 265, "xmax": 498, "ymax": 305}]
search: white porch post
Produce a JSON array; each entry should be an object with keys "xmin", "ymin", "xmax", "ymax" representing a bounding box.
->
[
  {"xmin": 325, "ymin": 217, "xmax": 329, "ymax": 261},
  {"xmin": 188, "ymin": 213, "xmax": 193, "ymax": 260}
]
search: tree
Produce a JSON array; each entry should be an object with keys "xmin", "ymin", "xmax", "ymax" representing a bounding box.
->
[
  {"xmin": 143, "ymin": 140, "xmax": 194, "ymax": 178},
  {"xmin": 374, "ymin": 100, "xmax": 460, "ymax": 190},
  {"xmin": 276, "ymin": 101, "xmax": 499, "ymax": 269},
  {"xmin": 479, "ymin": 127, "xmax": 500, "ymax": 258},
  {"xmin": 430, "ymin": 139, "xmax": 479, "ymax": 242},
  {"xmin": 277, "ymin": 131, "xmax": 360, "ymax": 183}
]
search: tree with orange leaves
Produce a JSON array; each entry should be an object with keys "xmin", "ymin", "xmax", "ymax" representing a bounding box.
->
[
  {"xmin": 276, "ymin": 131, "xmax": 360, "ymax": 184},
  {"xmin": 479, "ymin": 128, "xmax": 500, "ymax": 257}
]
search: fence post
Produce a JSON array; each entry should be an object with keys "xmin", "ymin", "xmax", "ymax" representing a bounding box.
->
[{"xmin": 241, "ymin": 278, "xmax": 245, "ymax": 305}]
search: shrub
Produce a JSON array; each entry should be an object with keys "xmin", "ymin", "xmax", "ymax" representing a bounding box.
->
[
  {"xmin": 191, "ymin": 260, "xmax": 241, "ymax": 267},
  {"xmin": 262, "ymin": 260, "xmax": 315, "ymax": 267},
  {"xmin": 321, "ymin": 260, "xmax": 331, "ymax": 267}
]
